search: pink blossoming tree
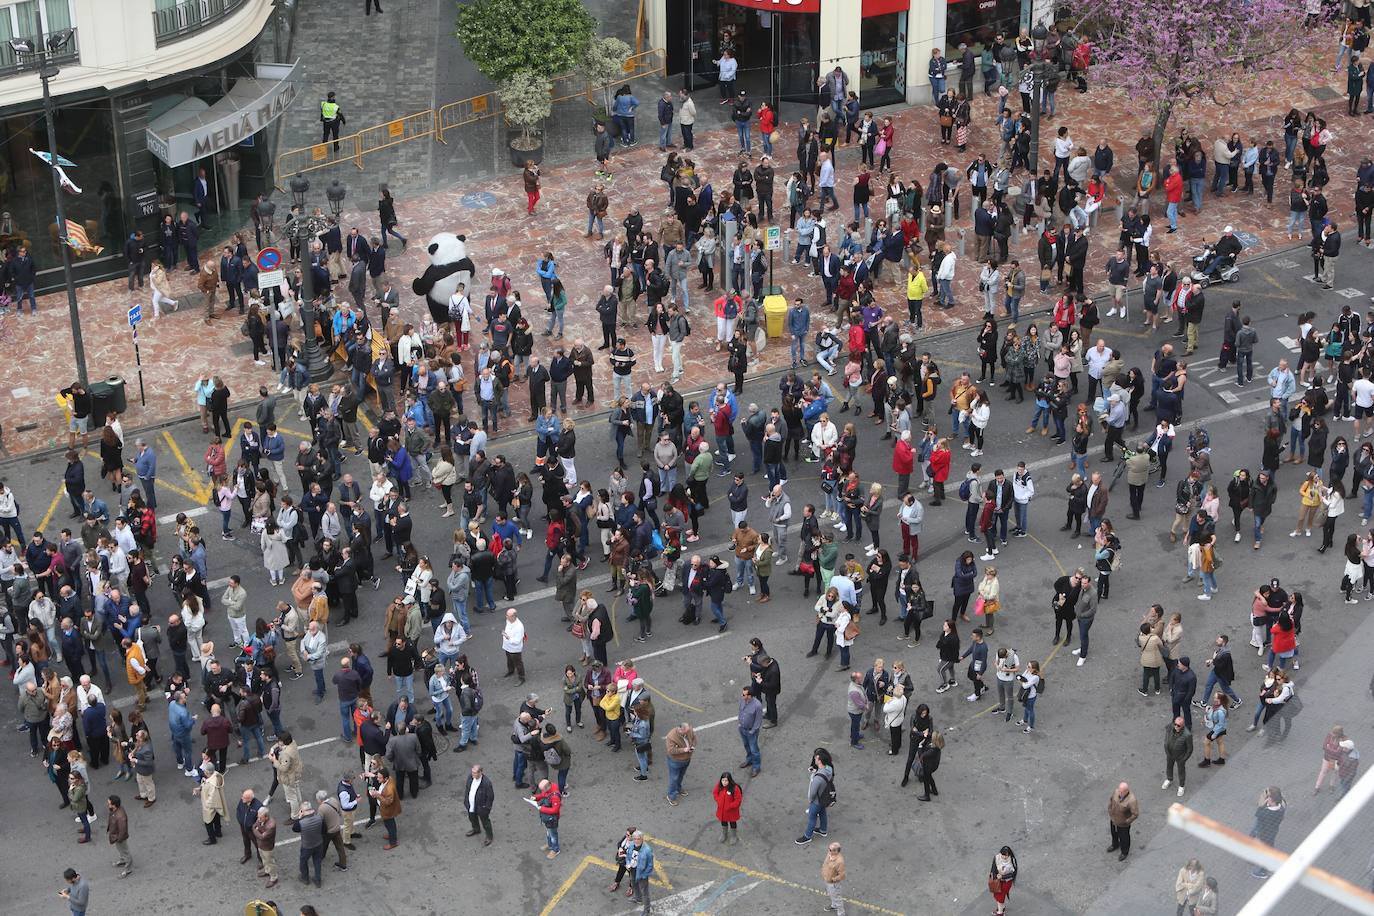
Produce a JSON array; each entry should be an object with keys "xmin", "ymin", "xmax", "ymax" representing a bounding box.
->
[{"xmin": 1070, "ymin": 0, "xmax": 1311, "ymax": 163}]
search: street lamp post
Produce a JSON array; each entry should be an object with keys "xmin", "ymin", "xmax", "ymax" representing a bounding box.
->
[
  {"xmin": 12, "ymin": 31, "xmax": 87, "ymax": 386},
  {"xmin": 290, "ymin": 207, "xmax": 334, "ymax": 383},
  {"xmin": 1027, "ymin": 26, "xmax": 1049, "ymax": 175}
]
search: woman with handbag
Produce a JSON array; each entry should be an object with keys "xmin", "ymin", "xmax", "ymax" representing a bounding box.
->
[
  {"xmin": 976, "ymin": 567, "xmax": 1001, "ymax": 634},
  {"xmin": 1015, "ymin": 660, "xmax": 1041, "ymax": 733},
  {"xmin": 881, "ymin": 682, "xmax": 907, "ymax": 755},
  {"xmin": 989, "ymin": 846, "xmax": 1019, "ymax": 915}
]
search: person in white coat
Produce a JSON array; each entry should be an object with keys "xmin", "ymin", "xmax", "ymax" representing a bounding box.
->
[
  {"xmin": 936, "ymin": 247, "xmax": 957, "ymax": 309},
  {"xmin": 833, "ymin": 603, "xmax": 855, "ymax": 671},
  {"xmin": 810, "ymin": 415, "xmax": 839, "ymax": 461}
]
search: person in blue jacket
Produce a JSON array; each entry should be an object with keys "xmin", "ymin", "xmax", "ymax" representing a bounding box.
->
[
  {"xmin": 612, "ymin": 86, "xmax": 639, "ymax": 147},
  {"xmin": 629, "ymin": 831, "xmax": 656, "ymax": 912},
  {"xmin": 787, "ymin": 299, "xmax": 811, "ymax": 369}
]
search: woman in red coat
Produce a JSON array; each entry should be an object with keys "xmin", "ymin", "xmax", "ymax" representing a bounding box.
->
[
  {"xmin": 928, "ymin": 437, "xmax": 952, "ymax": 506},
  {"xmin": 892, "ymin": 431, "xmax": 915, "ymax": 494},
  {"xmin": 712, "ymin": 771, "xmax": 744, "ymax": 844}
]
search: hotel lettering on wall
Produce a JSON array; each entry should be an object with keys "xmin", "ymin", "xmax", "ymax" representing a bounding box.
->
[{"xmin": 192, "ymin": 82, "xmax": 297, "ymax": 159}]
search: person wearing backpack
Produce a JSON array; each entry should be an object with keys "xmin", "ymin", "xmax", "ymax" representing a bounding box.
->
[
  {"xmin": 795, "ymin": 748, "xmax": 835, "ymax": 846},
  {"xmin": 539, "ymin": 723, "xmax": 572, "ymax": 795}
]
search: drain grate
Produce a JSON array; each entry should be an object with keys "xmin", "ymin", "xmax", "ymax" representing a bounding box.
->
[{"xmin": 1307, "ymin": 85, "xmax": 1340, "ymax": 102}]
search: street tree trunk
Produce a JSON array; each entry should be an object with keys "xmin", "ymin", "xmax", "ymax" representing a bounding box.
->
[{"xmin": 1150, "ymin": 102, "xmax": 1173, "ymax": 174}]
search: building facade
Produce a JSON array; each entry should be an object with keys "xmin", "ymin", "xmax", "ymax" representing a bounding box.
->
[
  {"xmin": 0, "ymin": 0, "xmax": 299, "ymax": 292},
  {"xmin": 654, "ymin": 0, "xmax": 1056, "ymax": 110}
]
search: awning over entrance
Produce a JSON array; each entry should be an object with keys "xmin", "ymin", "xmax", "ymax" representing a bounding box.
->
[{"xmin": 146, "ymin": 60, "xmax": 301, "ymax": 168}]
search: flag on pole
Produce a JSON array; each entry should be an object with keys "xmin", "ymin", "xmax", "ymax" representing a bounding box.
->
[
  {"xmin": 61, "ymin": 219, "xmax": 103, "ymax": 256},
  {"xmin": 29, "ymin": 148, "xmax": 81, "ymax": 194},
  {"xmin": 29, "ymin": 148, "xmax": 77, "ymax": 169}
]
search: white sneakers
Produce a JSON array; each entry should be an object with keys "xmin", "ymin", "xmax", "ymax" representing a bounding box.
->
[
  {"xmin": 1177, "ymin": 786, "xmax": 1185, "ymax": 797},
  {"xmin": 1077, "ymin": 657, "xmax": 1086, "ymax": 666},
  {"xmin": 1197, "ymin": 594, "xmax": 1211, "ymax": 601},
  {"xmin": 1105, "ymin": 308, "xmax": 1117, "ymax": 318},
  {"xmin": 1161, "ymin": 779, "xmax": 1171, "ymax": 789}
]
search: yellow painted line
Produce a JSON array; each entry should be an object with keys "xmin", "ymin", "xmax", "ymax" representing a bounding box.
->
[
  {"xmin": 160, "ymin": 430, "xmax": 214, "ymax": 502},
  {"xmin": 948, "ymin": 535, "xmax": 1063, "ymax": 733},
  {"xmin": 34, "ymin": 483, "xmax": 66, "ymax": 537},
  {"xmin": 536, "ymin": 855, "xmax": 593, "ymax": 916},
  {"xmin": 537, "ymin": 854, "xmax": 672, "ymax": 916},
  {"xmin": 1027, "ymin": 533, "xmax": 1067, "ymax": 576},
  {"xmin": 359, "ymin": 411, "xmax": 376, "ymax": 433},
  {"xmin": 639, "ymin": 677, "xmax": 705, "ymax": 714},
  {"xmin": 80, "ymin": 450, "xmax": 203, "ymax": 504},
  {"xmin": 645, "ymin": 835, "xmax": 905, "ymax": 916}
]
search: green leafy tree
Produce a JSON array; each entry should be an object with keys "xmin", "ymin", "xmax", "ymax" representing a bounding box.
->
[
  {"xmin": 499, "ymin": 70, "xmax": 553, "ymax": 148},
  {"xmin": 456, "ymin": 0, "xmax": 596, "ymax": 86},
  {"xmin": 578, "ymin": 35, "xmax": 633, "ymax": 115}
]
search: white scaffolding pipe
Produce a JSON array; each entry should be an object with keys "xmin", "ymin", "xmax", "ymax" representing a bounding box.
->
[
  {"xmin": 1238, "ymin": 768, "xmax": 1374, "ymax": 916},
  {"xmin": 1166, "ymin": 796, "xmax": 1374, "ymax": 916}
]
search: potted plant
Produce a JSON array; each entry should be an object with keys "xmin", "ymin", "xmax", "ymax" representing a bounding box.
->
[
  {"xmin": 499, "ymin": 71, "xmax": 553, "ymax": 167},
  {"xmin": 456, "ymin": 0, "xmax": 595, "ymax": 165}
]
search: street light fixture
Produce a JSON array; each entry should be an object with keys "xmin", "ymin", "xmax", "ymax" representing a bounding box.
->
[
  {"xmin": 11, "ymin": 28, "xmax": 87, "ymax": 386},
  {"xmin": 258, "ymin": 198, "xmax": 276, "ymax": 244},
  {"xmin": 325, "ymin": 179, "xmax": 346, "ymax": 219},
  {"xmin": 1027, "ymin": 25, "xmax": 1050, "ymax": 175},
  {"xmin": 289, "ymin": 172, "xmax": 308, "ymax": 209}
]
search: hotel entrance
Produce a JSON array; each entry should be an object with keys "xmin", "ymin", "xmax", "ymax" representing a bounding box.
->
[{"xmin": 665, "ymin": 0, "xmax": 821, "ymax": 110}]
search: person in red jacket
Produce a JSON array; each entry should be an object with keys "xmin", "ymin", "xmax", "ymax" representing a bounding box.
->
[
  {"xmin": 533, "ymin": 779, "xmax": 562, "ymax": 858},
  {"xmin": 713, "ymin": 771, "xmax": 744, "ymax": 844},
  {"xmin": 757, "ymin": 103, "xmax": 776, "ymax": 158},
  {"xmin": 892, "ymin": 429, "xmax": 915, "ymax": 494},
  {"xmin": 929, "ymin": 437, "xmax": 952, "ymax": 505},
  {"xmin": 1163, "ymin": 165, "xmax": 1184, "ymax": 234}
]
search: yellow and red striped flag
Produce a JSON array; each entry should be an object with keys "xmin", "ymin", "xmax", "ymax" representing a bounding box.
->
[{"xmin": 62, "ymin": 219, "xmax": 103, "ymax": 256}]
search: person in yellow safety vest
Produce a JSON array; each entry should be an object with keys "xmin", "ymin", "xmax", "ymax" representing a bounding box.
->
[{"xmin": 321, "ymin": 92, "xmax": 346, "ymax": 152}]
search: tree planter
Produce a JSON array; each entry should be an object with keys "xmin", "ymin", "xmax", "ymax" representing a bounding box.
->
[{"xmin": 508, "ymin": 132, "xmax": 545, "ymax": 168}]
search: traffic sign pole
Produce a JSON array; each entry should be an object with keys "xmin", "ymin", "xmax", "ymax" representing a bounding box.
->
[{"xmin": 131, "ymin": 325, "xmax": 146, "ymax": 407}]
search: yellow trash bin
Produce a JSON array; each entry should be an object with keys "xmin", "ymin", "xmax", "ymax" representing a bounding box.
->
[{"xmin": 764, "ymin": 294, "xmax": 788, "ymax": 339}]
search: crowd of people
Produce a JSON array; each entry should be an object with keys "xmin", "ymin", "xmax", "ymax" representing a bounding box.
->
[{"xmin": 16, "ymin": 9, "xmax": 1374, "ymax": 915}]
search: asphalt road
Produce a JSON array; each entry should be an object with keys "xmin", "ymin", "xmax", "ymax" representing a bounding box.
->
[{"xmin": 3, "ymin": 243, "xmax": 1371, "ymax": 916}]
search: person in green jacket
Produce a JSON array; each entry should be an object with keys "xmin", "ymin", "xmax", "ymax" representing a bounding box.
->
[
  {"xmin": 819, "ymin": 533, "xmax": 839, "ymax": 589},
  {"xmin": 755, "ymin": 535, "xmax": 774, "ymax": 603},
  {"xmin": 687, "ymin": 442, "xmax": 714, "ymax": 538},
  {"xmin": 628, "ymin": 573, "xmax": 654, "ymax": 642}
]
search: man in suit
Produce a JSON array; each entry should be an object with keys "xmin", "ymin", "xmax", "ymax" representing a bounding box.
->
[
  {"xmin": 346, "ymin": 228, "xmax": 370, "ymax": 267},
  {"xmin": 818, "ymin": 245, "xmax": 841, "ymax": 308},
  {"xmin": 220, "ymin": 247, "xmax": 243, "ymax": 313},
  {"xmin": 177, "ymin": 212, "xmax": 200, "ymax": 272},
  {"xmin": 680, "ymin": 554, "xmax": 704, "ymax": 625},
  {"xmin": 462, "ymin": 764, "xmax": 495, "ymax": 844},
  {"xmin": 194, "ymin": 168, "xmax": 210, "ymax": 227},
  {"xmin": 704, "ymin": 555, "xmax": 730, "ymax": 632},
  {"xmin": 526, "ymin": 356, "xmax": 550, "ymax": 420},
  {"xmin": 319, "ymin": 218, "xmax": 345, "ymax": 281},
  {"xmin": 375, "ymin": 279, "xmax": 400, "ymax": 328}
]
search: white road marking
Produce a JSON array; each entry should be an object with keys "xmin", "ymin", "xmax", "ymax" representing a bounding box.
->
[
  {"xmin": 630, "ymin": 633, "xmax": 728, "ymax": 662},
  {"xmin": 159, "ymin": 505, "xmax": 208, "ymax": 524},
  {"xmin": 1272, "ymin": 258, "xmax": 1301, "ymax": 269},
  {"xmin": 1276, "ymin": 335, "xmax": 1301, "ymax": 352},
  {"xmin": 693, "ymin": 716, "xmax": 743, "ymax": 732}
]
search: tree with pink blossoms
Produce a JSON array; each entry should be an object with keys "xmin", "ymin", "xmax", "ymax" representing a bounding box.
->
[{"xmin": 1069, "ymin": 0, "xmax": 1310, "ymax": 164}]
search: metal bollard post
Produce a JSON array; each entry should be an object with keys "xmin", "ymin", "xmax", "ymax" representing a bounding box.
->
[
  {"xmin": 1115, "ymin": 195, "xmax": 1126, "ymax": 221},
  {"xmin": 957, "ymin": 228, "xmax": 966, "ymax": 257}
]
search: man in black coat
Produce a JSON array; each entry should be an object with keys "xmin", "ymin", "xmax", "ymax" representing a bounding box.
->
[
  {"xmin": 1170, "ymin": 656, "xmax": 1198, "ymax": 730},
  {"xmin": 1198, "ymin": 634, "xmax": 1240, "ymax": 710},
  {"xmin": 596, "ymin": 286, "xmax": 619, "ymax": 349},
  {"xmin": 463, "ymin": 763, "xmax": 496, "ymax": 844},
  {"xmin": 526, "ymin": 357, "xmax": 550, "ymax": 420},
  {"xmin": 335, "ymin": 550, "xmax": 360, "ymax": 623}
]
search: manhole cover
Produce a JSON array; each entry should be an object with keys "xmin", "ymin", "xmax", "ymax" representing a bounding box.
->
[{"xmin": 1308, "ymin": 85, "xmax": 1340, "ymax": 102}]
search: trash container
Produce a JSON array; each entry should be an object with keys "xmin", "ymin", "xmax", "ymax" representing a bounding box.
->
[
  {"xmin": 105, "ymin": 376, "xmax": 128, "ymax": 414},
  {"xmin": 763, "ymin": 294, "xmax": 788, "ymax": 339},
  {"xmin": 87, "ymin": 376, "xmax": 127, "ymax": 420},
  {"xmin": 87, "ymin": 381, "xmax": 114, "ymax": 421}
]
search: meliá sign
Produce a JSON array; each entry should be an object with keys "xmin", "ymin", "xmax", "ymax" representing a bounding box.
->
[
  {"xmin": 191, "ymin": 83, "xmax": 297, "ymax": 159},
  {"xmin": 719, "ymin": 0, "xmax": 821, "ymax": 12}
]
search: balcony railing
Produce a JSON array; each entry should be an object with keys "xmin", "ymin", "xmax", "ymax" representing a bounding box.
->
[
  {"xmin": 0, "ymin": 28, "xmax": 80, "ymax": 80},
  {"xmin": 153, "ymin": 0, "xmax": 249, "ymax": 47}
]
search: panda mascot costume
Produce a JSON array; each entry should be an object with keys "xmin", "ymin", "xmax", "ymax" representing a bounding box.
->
[{"xmin": 411, "ymin": 232, "xmax": 475, "ymax": 325}]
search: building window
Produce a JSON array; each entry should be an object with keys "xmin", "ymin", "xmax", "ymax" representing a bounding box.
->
[
  {"xmin": 859, "ymin": 11, "xmax": 906, "ymax": 107},
  {"xmin": 0, "ymin": 100, "xmax": 120, "ymax": 273},
  {"xmin": 946, "ymin": 0, "xmax": 1020, "ymax": 59}
]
